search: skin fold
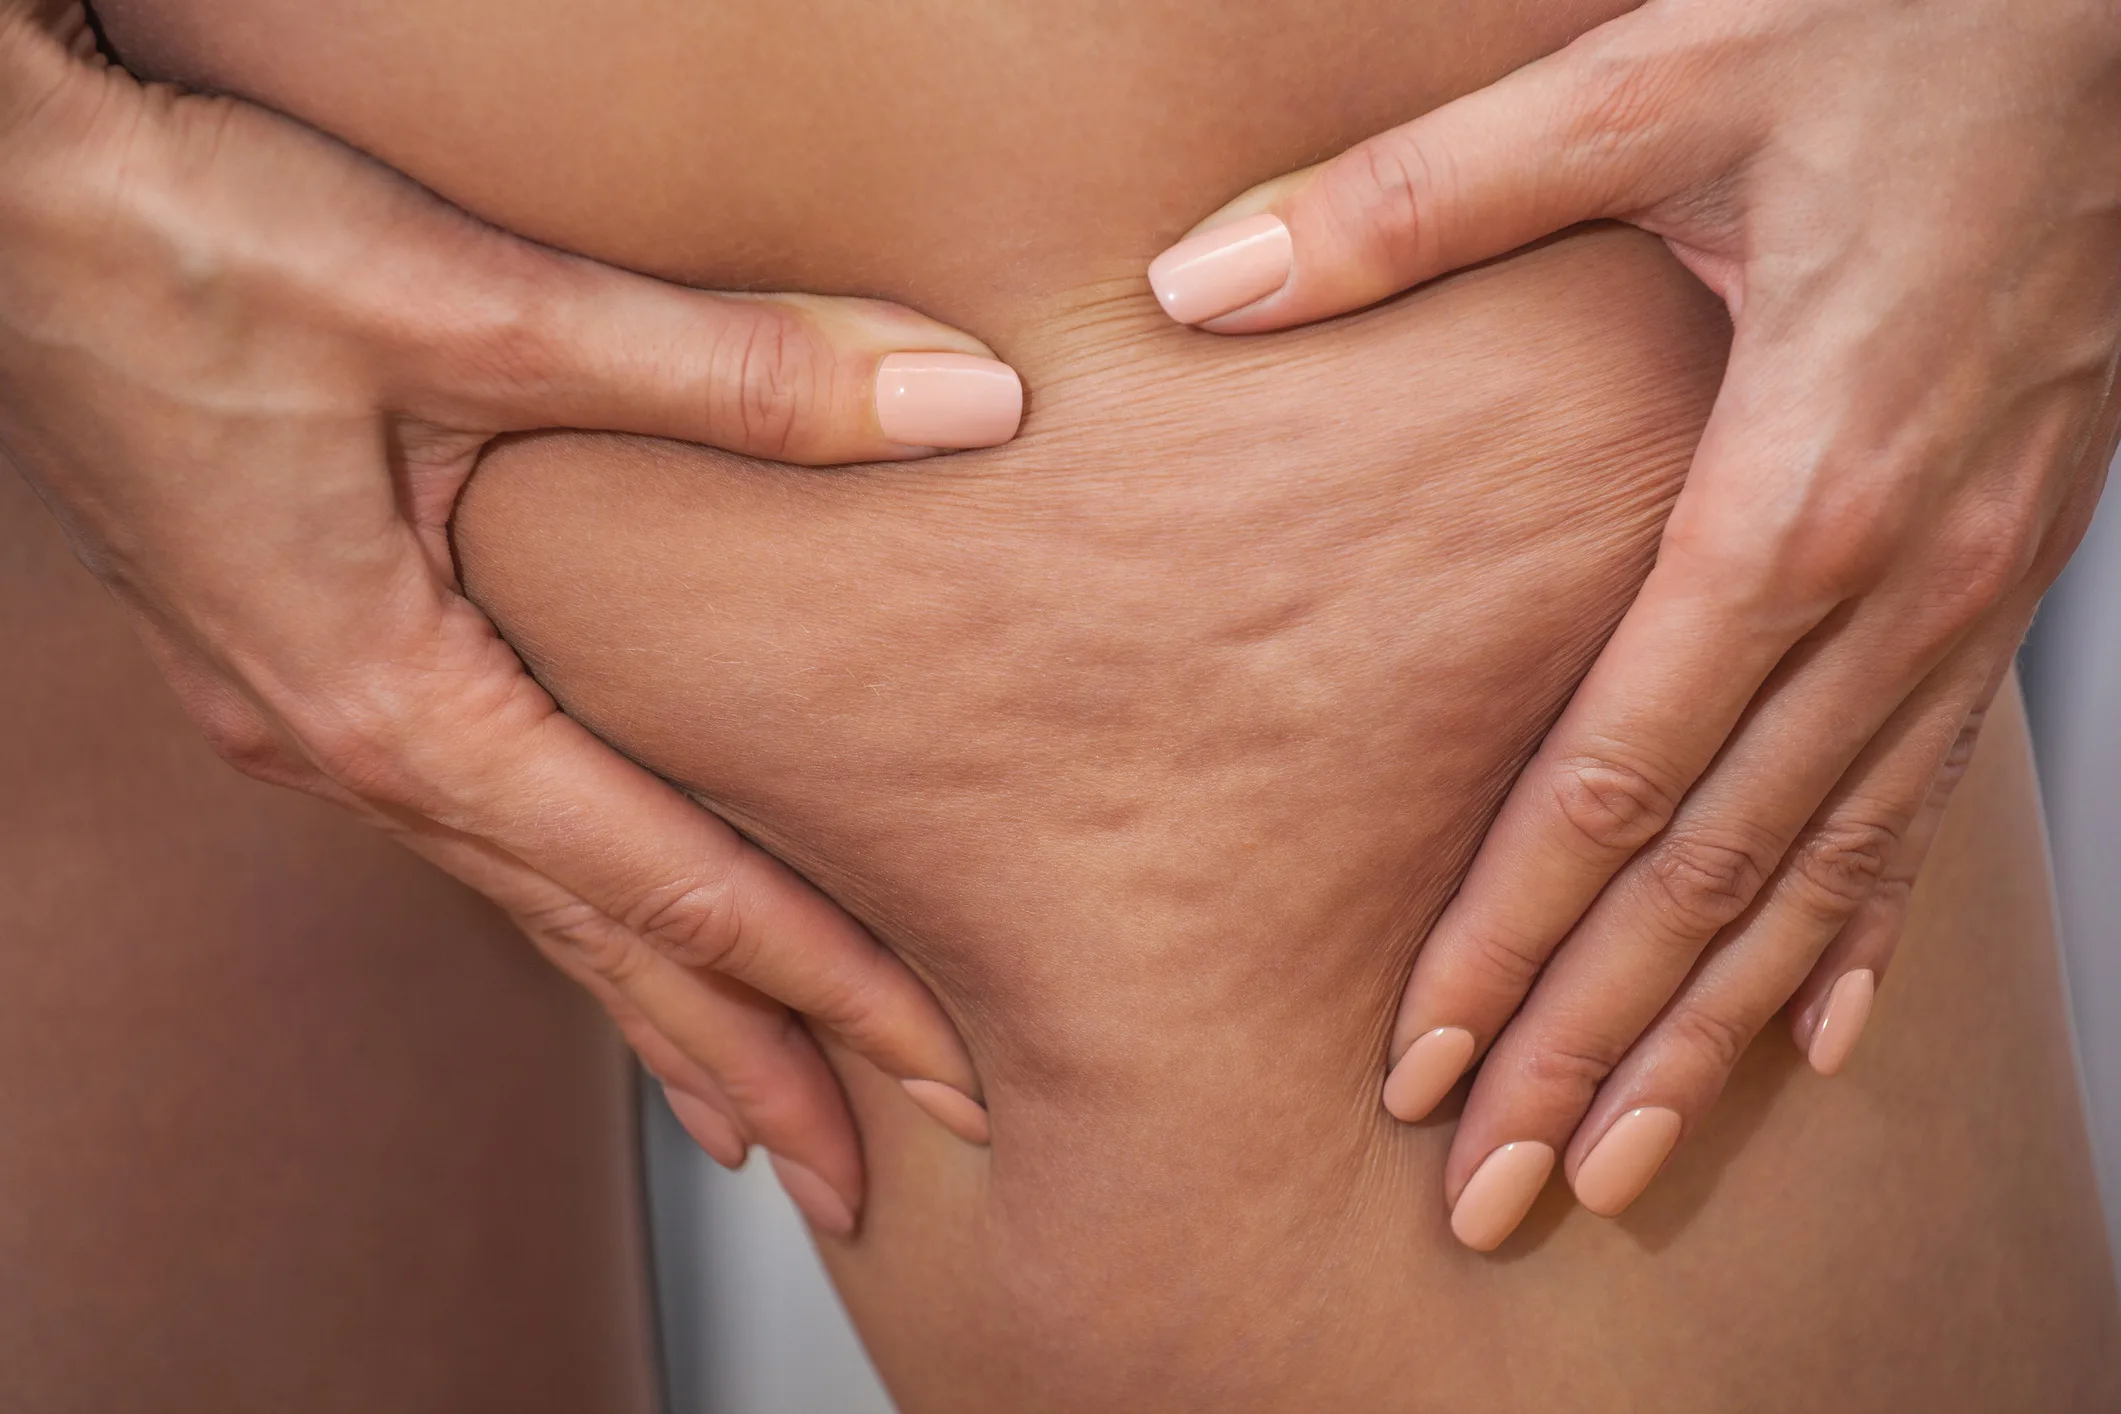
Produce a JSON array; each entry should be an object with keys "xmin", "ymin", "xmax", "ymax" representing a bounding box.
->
[
  {"xmin": 88, "ymin": 0, "xmax": 2121, "ymax": 1408},
  {"xmin": 456, "ymin": 244, "xmax": 2117, "ymax": 1413}
]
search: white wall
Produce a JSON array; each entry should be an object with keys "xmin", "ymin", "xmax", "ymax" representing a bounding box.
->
[
  {"xmin": 2025, "ymin": 452, "xmax": 2121, "ymax": 1255},
  {"xmin": 642, "ymin": 1088, "xmax": 896, "ymax": 1414}
]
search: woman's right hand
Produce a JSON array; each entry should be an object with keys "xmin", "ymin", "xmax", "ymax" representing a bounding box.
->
[{"xmin": 0, "ymin": 1, "xmax": 1017, "ymax": 1235}]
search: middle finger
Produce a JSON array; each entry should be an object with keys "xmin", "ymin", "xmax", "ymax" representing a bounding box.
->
[{"xmin": 1436, "ymin": 586, "xmax": 1972, "ymax": 1231}]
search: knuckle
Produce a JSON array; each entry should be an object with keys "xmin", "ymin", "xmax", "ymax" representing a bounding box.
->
[
  {"xmin": 1549, "ymin": 752, "xmax": 1685, "ymax": 859},
  {"xmin": 1739, "ymin": 493, "xmax": 1901, "ymax": 612},
  {"xmin": 1678, "ymin": 469, "xmax": 1908, "ymax": 619},
  {"xmin": 1556, "ymin": 41, "xmax": 1677, "ymax": 172},
  {"xmin": 1777, "ymin": 521, "xmax": 1895, "ymax": 606},
  {"xmin": 185, "ymin": 690, "xmax": 290, "ymax": 781},
  {"xmin": 1511, "ymin": 1037, "xmax": 1620, "ymax": 1109},
  {"xmin": 706, "ymin": 305, "xmax": 831, "ymax": 462},
  {"xmin": 1639, "ymin": 829, "xmax": 1775, "ymax": 939},
  {"xmin": 1454, "ymin": 923, "xmax": 1554, "ymax": 999},
  {"xmin": 149, "ymin": 652, "xmax": 308, "ymax": 786},
  {"xmin": 1932, "ymin": 512, "xmax": 2036, "ymax": 626},
  {"xmin": 1787, "ymin": 815, "xmax": 1896, "ymax": 917},
  {"xmin": 1326, "ymin": 133, "xmax": 1450, "ymax": 278},
  {"xmin": 1932, "ymin": 706, "xmax": 1988, "ymax": 801},
  {"xmin": 284, "ymin": 681, "xmax": 429, "ymax": 804},
  {"xmin": 629, "ymin": 873, "xmax": 754, "ymax": 974},
  {"xmin": 279, "ymin": 626, "xmax": 545, "ymax": 810},
  {"xmin": 524, "ymin": 898, "xmax": 652, "ymax": 987},
  {"xmin": 1662, "ymin": 1003, "xmax": 1756, "ymax": 1077}
]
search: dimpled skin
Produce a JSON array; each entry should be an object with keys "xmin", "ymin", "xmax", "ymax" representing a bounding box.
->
[{"xmin": 105, "ymin": 0, "xmax": 2121, "ymax": 1407}]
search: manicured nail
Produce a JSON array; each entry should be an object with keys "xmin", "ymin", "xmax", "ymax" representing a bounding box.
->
[
  {"xmin": 1573, "ymin": 1106, "xmax": 1683, "ymax": 1217},
  {"xmin": 874, "ymin": 352, "xmax": 1023, "ymax": 449},
  {"xmin": 900, "ymin": 1078, "xmax": 991, "ymax": 1145},
  {"xmin": 768, "ymin": 1153, "xmax": 857, "ymax": 1240},
  {"xmin": 662, "ymin": 1084, "xmax": 748, "ymax": 1169},
  {"xmin": 1807, "ymin": 969, "xmax": 1876, "ymax": 1077},
  {"xmin": 1147, "ymin": 212, "xmax": 1293, "ymax": 325},
  {"xmin": 1382, "ymin": 1026, "xmax": 1476, "ymax": 1122},
  {"xmin": 1450, "ymin": 1141, "xmax": 1556, "ymax": 1253}
]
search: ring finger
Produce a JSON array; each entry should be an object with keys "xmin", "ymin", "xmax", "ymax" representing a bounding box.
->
[{"xmin": 1562, "ymin": 629, "xmax": 2022, "ymax": 1220}]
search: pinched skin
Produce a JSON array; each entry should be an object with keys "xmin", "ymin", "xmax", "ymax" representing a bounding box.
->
[
  {"xmin": 106, "ymin": 0, "xmax": 2121, "ymax": 1406},
  {"xmin": 466, "ymin": 230, "xmax": 1714, "ymax": 1078},
  {"xmin": 455, "ymin": 234, "xmax": 2118, "ymax": 1411}
]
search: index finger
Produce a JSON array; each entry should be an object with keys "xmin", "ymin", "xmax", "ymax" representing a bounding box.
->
[{"xmin": 1146, "ymin": 11, "xmax": 1731, "ymax": 333}]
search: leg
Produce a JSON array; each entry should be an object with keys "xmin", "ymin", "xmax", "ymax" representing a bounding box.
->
[
  {"xmin": 0, "ymin": 469, "xmax": 658, "ymax": 1414},
  {"xmin": 457, "ymin": 229, "xmax": 2121, "ymax": 1411}
]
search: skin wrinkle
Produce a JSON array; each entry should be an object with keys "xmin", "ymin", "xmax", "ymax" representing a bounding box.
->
[
  {"xmin": 451, "ymin": 227, "xmax": 1733, "ymax": 1405},
  {"xmin": 466, "ymin": 235, "xmax": 1709, "ymax": 1016},
  {"xmin": 455, "ymin": 226, "xmax": 2118, "ymax": 1405},
  {"xmin": 94, "ymin": 0, "xmax": 2117, "ymax": 1404}
]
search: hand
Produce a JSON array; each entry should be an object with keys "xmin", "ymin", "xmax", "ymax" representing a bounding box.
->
[
  {"xmin": 0, "ymin": 2, "xmax": 1019, "ymax": 1235},
  {"xmin": 1146, "ymin": 0, "xmax": 2121, "ymax": 1247}
]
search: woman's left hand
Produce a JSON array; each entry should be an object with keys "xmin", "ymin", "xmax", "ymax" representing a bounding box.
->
[{"xmin": 1147, "ymin": 0, "xmax": 2121, "ymax": 1248}]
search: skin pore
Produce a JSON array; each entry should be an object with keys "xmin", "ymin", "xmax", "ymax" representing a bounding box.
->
[{"xmin": 96, "ymin": 0, "xmax": 2121, "ymax": 1409}]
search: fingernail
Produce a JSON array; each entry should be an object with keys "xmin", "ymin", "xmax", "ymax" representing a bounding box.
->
[
  {"xmin": 1382, "ymin": 1026, "xmax": 1476, "ymax": 1122},
  {"xmin": 1450, "ymin": 1141, "xmax": 1556, "ymax": 1253},
  {"xmin": 1573, "ymin": 1106, "xmax": 1683, "ymax": 1217},
  {"xmin": 899, "ymin": 1078, "xmax": 991, "ymax": 1145},
  {"xmin": 1807, "ymin": 969, "xmax": 1876, "ymax": 1077},
  {"xmin": 873, "ymin": 352, "xmax": 1023, "ymax": 448},
  {"xmin": 768, "ymin": 1153, "xmax": 858, "ymax": 1240},
  {"xmin": 662, "ymin": 1084, "xmax": 749, "ymax": 1169},
  {"xmin": 1147, "ymin": 212, "xmax": 1293, "ymax": 325}
]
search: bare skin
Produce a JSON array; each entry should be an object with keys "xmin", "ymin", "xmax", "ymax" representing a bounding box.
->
[
  {"xmin": 453, "ymin": 248, "xmax": 2117, "ymax": 1412},
  {"xmin": 0, "ymin": 467, "xmax": 659, "ymax": 1413},
  {"xmin": 70, "ymin": 0, "xmax": 2121, "ymax": 1408}
]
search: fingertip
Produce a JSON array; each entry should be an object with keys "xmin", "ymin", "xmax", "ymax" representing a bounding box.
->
[
  {"xmin": 1382, "ymin": 1026, "xmax": 1476, "ymax": 1122},
  {"xmin": 1571, "ymin": 1105, "xmax": 1682, "ymax": 1218},
  {"xmin": 872, "ymin": 351, "xmax": 1023, "ymax": 450},
  {"xmin": 769, "ymin": 1152, "xmax": 860, "ymax": 1240},
  {"xmin": 1805, "ymin": 969, "xmax": 1876, "ymax": 1077},
  {"xmin": 663, "ymin": 1084, "xmax": 750, "ymax": 1170},
  {"xmin": 1449, "ymin": 1141, "xmax": 1556, "ymax": 1252},
  {"xmin": 1146, "ymin": 212, "xmax": 1293, "ymax": 327},
  {"xmin": 900, "ymin": 1077, "xmax": 992, "ymax": 1145}
]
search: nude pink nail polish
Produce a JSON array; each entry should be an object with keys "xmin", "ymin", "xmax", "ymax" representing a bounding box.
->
[
  {"xmin": 874, "ymin": 352, "xmax": 1023, "ymax": 449},
  {"xmin": 900, "ymin": 1077, "xmax": 991, "ymax": 1145},
  {"xmin": 769, "ymin": 1153, "xmax": 858, "ymax": 1240},
  {"xmin": 663, "ymin": 1084, "xmax": 748, "ymax": 1170},
  {"xmin": 1382, "ymin": 1026, "xmax": 1476, "ymax": 1122},
  {"xmin": 1808, "ymin": 969, "xmax": 1876, "ymax": 1077},
  {"xmin": 1573, "ymin": 1106, "xmax": 1682, "ymax": 1217},
  {"xmin": 1147, "ymin": 212, "xmax": 1293, "ymax": 325},
  {"xmin": 1450, "ymin": 1141, "xmax": 1555, "ymax": 1252}
]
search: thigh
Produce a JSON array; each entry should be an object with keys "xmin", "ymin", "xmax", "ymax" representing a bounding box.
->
[
  {"xmin": 0, "ymin": 470, "xmax": 656, "ymax": 1414},
  {"xmin": 453, "ymin": 263, "xmax": 2121, "ymax": 1406}
]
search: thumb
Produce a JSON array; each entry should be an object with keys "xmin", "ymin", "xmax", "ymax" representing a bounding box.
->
[
  {"xmin": 404, "ymin": 245, "xmax": 1025, "ymax": 465},
  {"xmin": 1147, "ymin": 17, "xmax": 1728, "ymax": 333}
]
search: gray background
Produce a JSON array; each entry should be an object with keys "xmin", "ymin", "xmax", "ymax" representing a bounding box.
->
[{"xmin": 643, "ymin": 451, "xmax": 2121, "ymax": 1414}]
